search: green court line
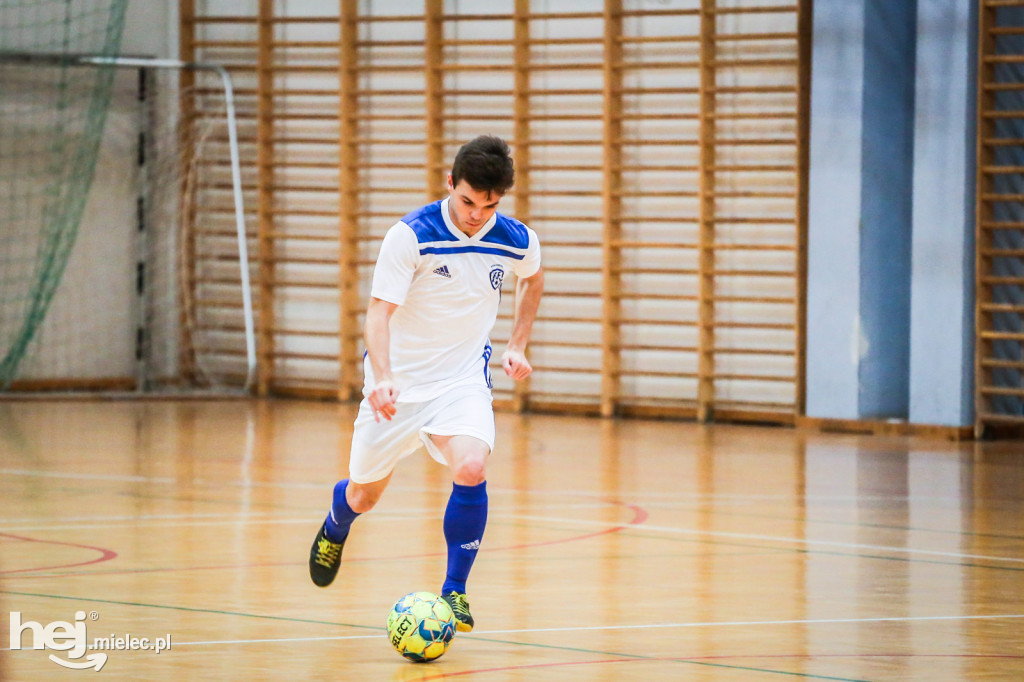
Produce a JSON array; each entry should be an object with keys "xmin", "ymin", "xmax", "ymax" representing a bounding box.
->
[
  {"xmin": 663, "ymin": 659, "xmax": 871, "ymax": 681},
  {"xmin": 453, "ymin": 636, "xmax": 872, "ymax": 681},
  {"xmin": 1, "ymin": 589, "xmax": 869, "ymax": 681},
  {"xmin": 1, "ymin": 589, "xmax": 377, "ymax": 631},
  {"xmin": 784, "ymin": 546, "xmax": 1024, "ymax": 572}
]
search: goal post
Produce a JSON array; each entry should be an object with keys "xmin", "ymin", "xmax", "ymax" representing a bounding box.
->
[
  {"xmin": 81, "ymin": 56, "xmax": 258, "ymax": 392},
  {"xmin": 0, "ymin": 53, "xmax": 257, "ymax": 395}
]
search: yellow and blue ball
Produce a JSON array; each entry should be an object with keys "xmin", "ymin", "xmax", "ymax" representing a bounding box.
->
[{"xmin": 386, "ymin": 591, "xmax": 457, "ymax": 662}]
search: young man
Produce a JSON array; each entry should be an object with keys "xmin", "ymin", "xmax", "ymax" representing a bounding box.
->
[{"xmin": 309, "ymin": 135, "xmax": 544, "ymax": 632}]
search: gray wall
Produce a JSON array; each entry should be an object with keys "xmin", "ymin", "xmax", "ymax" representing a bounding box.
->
[
  {"xmin": 806, "ymin": 0, "xmax": 976, "ymax": 427},
  {"xmin": 19, "ymin": 1, "xmax": 178, "ymax": 381}
]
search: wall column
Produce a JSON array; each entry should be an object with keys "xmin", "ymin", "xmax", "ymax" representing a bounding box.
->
[
  {"xmin": 806, "ymin": 0, "xmax": 866, "ymax": 420},
  {"xmin": 909, "ymin": 0, "xmax": 977, "ymax": 427}
]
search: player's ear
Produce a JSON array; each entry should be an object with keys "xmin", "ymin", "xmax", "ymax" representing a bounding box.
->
[{"xmin": 446, "ymin": 173, "xmax": 454, "ymax": 192}]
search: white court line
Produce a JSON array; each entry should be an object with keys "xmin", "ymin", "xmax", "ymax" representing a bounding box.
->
[
  {"xmin": 477, "ymin": 613, "xmax": 1024, "ymax": 636},
  {"xmin": 0, "ymin": 468, "xmax": 993, "ymax": 503},
  {"xmin": 165, "ymin": 613, "xmax": 1024, "ymax": 647},
  {"xmin": 0, "ymin": 468, "xmax": 321, "ymax": 489},
  {"xmin": 0, "ymin": 503, "xmax": 607, "ymax": 531},
  {"xmin": 2, "ymin": 500, "xmax": 1020, "ymax": 565},
  {"xmin": 142, "ymin": 633, "xmax": 381, "ymax": 647},
  {"xmin": 1, "ymin": 487, "xmax": 1018, "ymax": 565},
  {"xmin": 0, "ymin": 511, "xmax": 280, "ymax": 525},
  {"xmin": 0, "ymin": 633, "xmax": 381, "ymax": 652},
  {"xmin": 0, "ymin": 468, "xmax": 175, "ymax": 484},
  {"xmin": 0, "ymin": 504, "xmax": 617, "ymax": 533},
  {"xmin": 0, "ymin": 517, "xmax": 334, "ymax": 532},
  {"xmin": 0, "ymin": 511, "xmax": 464, "ymax": 533},
  {"xmin": 5, "ymin": 613, "xmax": 1023, "ymax": 651},
  {"xmin": 495, "ymin": 513, "xmax": 1024, "ymax": 564}
]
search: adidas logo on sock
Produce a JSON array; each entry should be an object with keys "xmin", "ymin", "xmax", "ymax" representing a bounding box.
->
[
  {"xmin": 433, "ymin": 265, "xmax": 451, "ymax": 278},
  {"xmin": 460, "ymin": 539, "xmax": 481, "ymax": 551}
]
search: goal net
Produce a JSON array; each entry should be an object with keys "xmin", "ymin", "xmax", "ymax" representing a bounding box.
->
[{"xmin": 1, "ymin": 38, "xmax": 255, "ymax": 393}]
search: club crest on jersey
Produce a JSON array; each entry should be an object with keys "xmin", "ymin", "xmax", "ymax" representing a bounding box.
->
[{"xmin": 489, "ymin": 265, "xmax": 504, "ymax": 290}]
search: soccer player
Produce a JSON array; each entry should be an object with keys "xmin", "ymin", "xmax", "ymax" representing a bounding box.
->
[{"xmin": 308, "ymin": 135, "xmax": 544, "ymax": 633}]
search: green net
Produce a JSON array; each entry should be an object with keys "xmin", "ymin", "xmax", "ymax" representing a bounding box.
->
[{"xmin": 0, "ymin": 0, "xmax": 128, "ymax": 388}]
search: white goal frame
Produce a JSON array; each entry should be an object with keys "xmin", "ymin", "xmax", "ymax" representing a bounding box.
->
[
  {"xmin": 0, "ymin": 53, "xmax": 257, "ymax": 392},
  {"xmin": 81, "ymin": 56, "xmax": 256, "ymax": 392}
]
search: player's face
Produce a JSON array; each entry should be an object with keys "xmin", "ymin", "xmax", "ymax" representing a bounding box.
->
[{"xmin": 446, "ymin": 175, "xmax": 501, "ymax": 236}]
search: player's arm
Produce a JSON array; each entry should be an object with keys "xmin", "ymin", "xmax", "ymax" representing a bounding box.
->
[
  {"xmin": 503, "ymin": 266, "xmax": 544, "ymax": 380},
  {"xmin": 364, "ymin": 296, "xmax": 401, "ymax": 422}
]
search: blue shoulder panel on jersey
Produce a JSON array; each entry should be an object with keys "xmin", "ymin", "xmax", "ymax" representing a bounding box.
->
[
  {"xmin": 481, "ymin": 214, "xmax": 530, "ymax": 249},
  {"xmin": 401, "ymin": 200, "xmax": 458, "ymax": 244}
]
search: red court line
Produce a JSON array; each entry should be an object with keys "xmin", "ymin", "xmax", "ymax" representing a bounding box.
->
[
  {"xmin": 0, "ymin": 532, "xmax": 118, "ymax": 574},
  {"xmin": 383, "ymin": 498, "xmax": 649, "ymax": 562},
  {"xmin": 493, "ymin": 501, "xmax": 649, "ymax": 553},
  {"xmin": 4, "ymin": 497, "xmax": 647, "ymax": 580}
]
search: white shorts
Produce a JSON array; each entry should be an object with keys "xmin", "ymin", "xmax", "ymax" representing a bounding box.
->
[{"xmin": 347, "ymin": 384, "xmax": 495, "ymax": 484}]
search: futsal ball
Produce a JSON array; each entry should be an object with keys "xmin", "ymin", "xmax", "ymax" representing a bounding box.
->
[{"xmin": 386, "ymin": 591, "xmax": 457, "ymax": 662}]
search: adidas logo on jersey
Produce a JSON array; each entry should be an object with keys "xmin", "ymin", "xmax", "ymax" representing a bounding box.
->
[
  {"xmin": 433, "ymin": 265, "xmax": 451, "ymax": 278},
  {"xmin": 460, "ymin": 539, "xmax": 481, "ymax": 551}
]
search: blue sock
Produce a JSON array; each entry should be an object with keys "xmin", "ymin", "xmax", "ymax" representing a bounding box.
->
[
  {"xmin": 324, "ymin": 479, "xmax": 360, "ymax": 543},
  {"xmin": 441, "ymin": 481, "xmax": 488, "ymax": 595}
]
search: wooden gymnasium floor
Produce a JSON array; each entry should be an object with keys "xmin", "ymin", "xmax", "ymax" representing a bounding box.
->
[{"xmin": 0, "ymin": 399, "xmax": 1022, "ymax": 681}]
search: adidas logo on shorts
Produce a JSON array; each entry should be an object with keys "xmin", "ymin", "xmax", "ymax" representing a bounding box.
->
[
  {"xmin": 433, "ymin": 265, "xmax": 451, "ymax": 278},
  {"xmin": 460, "ymin": 539, "xmax": 481, "ymax": 551}
]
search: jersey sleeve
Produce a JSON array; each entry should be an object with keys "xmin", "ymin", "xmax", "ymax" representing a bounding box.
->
[
  {"xmin": 513, "ymin": 226, "xmax": 542, "ymax": 278},
  {"xmin": 370, "ymin": 222, "xmax": 419, "ymax": 305}
]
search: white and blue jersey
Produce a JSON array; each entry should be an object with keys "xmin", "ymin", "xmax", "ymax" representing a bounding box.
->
[{"xmin": 366, "ymin": 197, "xmax": 542, "ymax": 402}]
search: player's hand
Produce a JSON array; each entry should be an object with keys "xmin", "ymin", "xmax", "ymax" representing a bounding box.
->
[
  {"xmin": 367, "ymin": 379, "xmax": 399, "ymax": 422},
  {"xmin": 502, "ymin": 349, "xmax": 532, "ymax": 381}
]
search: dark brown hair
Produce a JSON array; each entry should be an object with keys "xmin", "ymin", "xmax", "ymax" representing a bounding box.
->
[{"xmin": 451, "ymin": 135, "xmax": 515, "ymax": 195}]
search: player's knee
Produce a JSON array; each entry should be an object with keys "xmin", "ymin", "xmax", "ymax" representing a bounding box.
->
[
  {"xmin": 347, "ymin": 483, "xmax": 383, "ymax": 513},
  {"xmin": 452, "ymin": 457, "xmax": 487, "ymax": 486}
]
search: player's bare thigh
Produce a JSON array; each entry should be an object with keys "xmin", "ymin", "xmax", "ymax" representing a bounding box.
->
[{"xmin": 429, "ymin": 434, "xmax": 490, "ymax": 486}]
